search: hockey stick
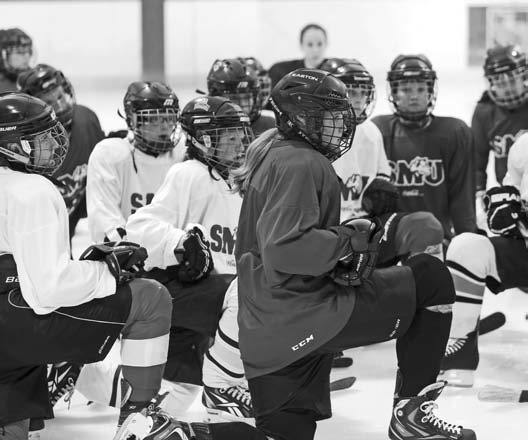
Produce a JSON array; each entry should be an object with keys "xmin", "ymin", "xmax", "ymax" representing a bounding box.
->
[
  {"xmin": 330, "ymin": 376, "xmax": 356, "ymax": 392},
  {"xmin": 478, "ymin": 385, "xmax": 528, "ymax": 403},
  {"xmin": 478, "ymin": 311, "xmax": 506, "ymax": 336}
]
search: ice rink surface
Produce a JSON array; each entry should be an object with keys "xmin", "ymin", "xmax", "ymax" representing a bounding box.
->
[{"xmin": 42, "ymin": 73, "xmax": 528, "ymax": 440}]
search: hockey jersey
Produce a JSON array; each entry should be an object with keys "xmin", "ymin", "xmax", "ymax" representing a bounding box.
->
[
  {"xmin": 0, "ymin": 167, "xmax": 115, "ymax": 314},
  {"xmin": 87, "ymin": 136, "xmax": 184, "ymax": 243},
  {"xmin": 372, "ymin": 115, "xmax": 476, "ymax": 239},
  {"xmin": 332, "ymin": 120, "xmax": 390, "ymax": 221},
  {"xmin": 54, "ymin": 104, "xmax": 104, "ymax": 236},
  {"xmin": 126, "ymin": 159, "xmax": 242, "ymax": 274},
  {"xmin": 472, "ymin": 93, "xmax": 528, "ymax": 191}
]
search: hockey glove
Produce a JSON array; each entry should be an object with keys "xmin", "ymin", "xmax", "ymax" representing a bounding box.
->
[
  {"xmin": 361, "ymin": 178, "xmax": 399, "ymax": 217},
  {"xmin": 174, "ymin": 227, "xmax": 214, "ymax": 283},
  {"xmin": 80, "ymin": 241, "xmax": 148, "ymax": 285},
  {"xmin": 484, "ymin": 186, "xmax": 526, "ymax": 237},
  {"xmin": 331, "ymin": 218, "xmax": 383, "ymax": 287}
]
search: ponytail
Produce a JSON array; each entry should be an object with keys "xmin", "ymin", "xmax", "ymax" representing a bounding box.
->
[{"xmin": 232, "ymin": 128, "xmax": 281, "ymax": 196}]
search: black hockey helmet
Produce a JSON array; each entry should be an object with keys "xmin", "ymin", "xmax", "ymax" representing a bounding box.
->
[
  {"xmin": 239, "ymin": 56, "xmax": 272, "ymax": 109},
  {"xmin": 483, "ymin": 44, "xmax": 528, "ymax": 109},
  {"xmin": 207, "ymin": 58, "xmax": 261, "ymax": 122},
  {"xmin": 0, "ymin": 92, "xmax": 68, "ymax": 175},
  {"xmin": 387, "ymin": 54, "xmax": 437, "ymax": 122},
  {"xmin": 123, "ymin": 81, "xmax": 180, "ymax": 155},
  {"xmin": 269, "ymin": 68, "xmax": 355, "ymax": 161},
  {"xmin": 320, "ymin": 57, "xmax": 376, "ymax": 124},
  {"xmin": 17, "ymin": 64, "xmax": 76, "ymax": 128},
  {"xmin": 0, "ymin": 28, "xmax": 33, "ymax": 80},
  {"xmin": 181, "ymin": 95, "xmax": 254, "ymax": 173}
]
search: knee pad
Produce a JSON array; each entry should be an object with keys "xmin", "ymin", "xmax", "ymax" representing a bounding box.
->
[
  {"xmin": 397, "ymin": 212, "xmax": 443, "ymax": 260},
  {"xmin": 404, "ymin": 253, "xmax": 455, "ymax": 309},
  {"xmin": 125, "ymin": 278, "xmax": 172, "ymax": 339},
  {"xmin": 446, "ymin": 232, "xmax": 494, "ymax": 280}
]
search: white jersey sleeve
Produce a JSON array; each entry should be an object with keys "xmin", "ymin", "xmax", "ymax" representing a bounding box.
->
[
  {"xmin": 126, "ymin": 163, "xmax": 189, "ymax": 270},
  {"xmin": 0, "ymin": 170, "xmax": 116, "ymax": 314},
  {"xmin": 87, "ymin": 138, "xmax": 127, "ymax": 242},
  {"xmin": 504, "ymin": 133, "xmax": 528, "ymax": 202}
]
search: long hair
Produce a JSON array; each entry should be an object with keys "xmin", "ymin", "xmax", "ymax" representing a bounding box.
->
[{"xmin": 232, "ymin": 128, "xmax": 281, "ymax": 196}]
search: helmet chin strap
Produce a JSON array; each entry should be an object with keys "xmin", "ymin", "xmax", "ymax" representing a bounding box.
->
[{"xmin": 398, "ymin": 113, "xmax": 433, "ymax": 129}]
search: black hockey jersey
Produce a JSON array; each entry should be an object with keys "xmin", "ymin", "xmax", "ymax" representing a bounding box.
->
[
  {"xmin": 472, "ymin": 92, "xmax": 528, "ymax": 190},
  {"xmin": 53, "ymin": 103, "xmax": 104, "ymax": 236},
  {"xmin": 372, "ymin": 115, "xmax": 476, "ymax": 239}
]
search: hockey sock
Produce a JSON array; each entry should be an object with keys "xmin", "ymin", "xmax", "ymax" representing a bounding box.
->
[
  {"xmin": 445, "ymin": 261, "xmax": 485, "ymax": 338},
  {"xmin": 121, "ymin": 364, "xmax": 165, "ymax": 403},
  {"xmin": 398, "ymin": 255, "xmax": 453, "ymax": 397},
  {"xmin": 203, "ymin": 280, "xmax": 245, "ymax": 388},
  {"xmin": 396, "ymin": 308, "xmax": 451, "ymax": 397}
]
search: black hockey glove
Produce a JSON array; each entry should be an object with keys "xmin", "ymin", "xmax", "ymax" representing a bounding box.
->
[
  {"xmin": 483, "ymin": 186, "xmax": 527, "ymax": 237},
  {"xmin": 174, "ymin": 227, "xmax": 214, "ymax": 283},
  {"xmin": 80, "ymin": 241, "xmax": 148, "ymax": 285},
  {"xmin": 331, "ymin": 218, "xmax": 383, "ymax": 287},
  {"xmin": 361, "ymin": 178, "xmax": 399, "ymax": 217}
]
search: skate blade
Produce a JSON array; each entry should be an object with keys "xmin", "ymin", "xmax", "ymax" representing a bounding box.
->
[
  {"xmin": 203, "ymin": 408, "xmax": 255, "ymax": 426},
  {"xmin": 113, "ymin": 413, "xmax": 153, "ymax": 440},
  {"xmin": 438, "ymin": 369, "xmax": 474, "ymax": 387}
]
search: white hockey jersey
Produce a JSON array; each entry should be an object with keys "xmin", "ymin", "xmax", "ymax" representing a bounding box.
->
[
  {"xmin": 332, "ymin": 120, "xmax": 390, "ymax": 221},
  {"xmin": 504, "ymin": 132, "xmax": 528, "ymax": 202},
  {"xmin": 126, "ymin": 159, "xmax": 242, "ymax": 274},
  {"xmin": 0, "ymin": 168, "xmax": 115, "ymax": 314},
  {"xmin": 87, "ymin": 136, "xmax": 184, "ymax": 242}
]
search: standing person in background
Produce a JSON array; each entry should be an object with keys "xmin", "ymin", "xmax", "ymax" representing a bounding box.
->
[
  {"xmin": 17, "ymin": 64, "xmax": 105, "ymax": 240},
  {"xmin": 207, "ymin": 58, "xmax": 275, "ymax": 136},
  {"xmin": 268, "ymin": 23, "xmax": 328, "ymax": 88},
  {"xmin": 472, "ymin": 44, "xmax": 528, "ymax": 228},
  {"xmin": 372, "ymin": 54, "xmax": 476, "ymax": 243},
  {"xmin": 0, "ymin": 28, "xmax": 32, "ymax": 93}
]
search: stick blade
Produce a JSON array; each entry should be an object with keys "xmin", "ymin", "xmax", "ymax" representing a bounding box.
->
[
  {"xmin": 478, "ymin": 385, "xmax": 521, "ymax": 403},
  {"xmin": 330, "ymin": 376, "xmax": 356, "ymax": 392}
]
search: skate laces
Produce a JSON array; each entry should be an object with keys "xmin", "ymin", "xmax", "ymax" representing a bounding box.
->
[
  {"xmin": 420, "ymin": 400, "xmax": 461, "ymax": 435},
  {"xmin": 225, "ymin": 386, "xmax": 251, "ymax": 407},
  {"xmin": 445, "ymin": 338, "xmax": 466, "ymax": 357}
]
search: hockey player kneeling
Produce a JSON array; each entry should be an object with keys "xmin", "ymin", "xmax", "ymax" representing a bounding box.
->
[
  {"xmin": 440, "ymin": 183, "xmax": 528, "ymax": 387},
  {"xmin": 0, "ymin": 92, "xmax": 173, "ymax": 437}
]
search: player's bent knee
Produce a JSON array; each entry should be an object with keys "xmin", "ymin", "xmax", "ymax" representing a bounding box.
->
[
  {"xmin": 446, "ymin": 232, "xmax": 493, "ymax": 277},
  {"xmin": 125, "ymin": 278, "xmax": 172, "ymax": 339},
  {"xmin": 400, "ymin": 211, "xmax": 443, "ymax": 259},
  {"xmin": 404, "ymin": 253, "xmax": 455, "ymax": 309}
]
